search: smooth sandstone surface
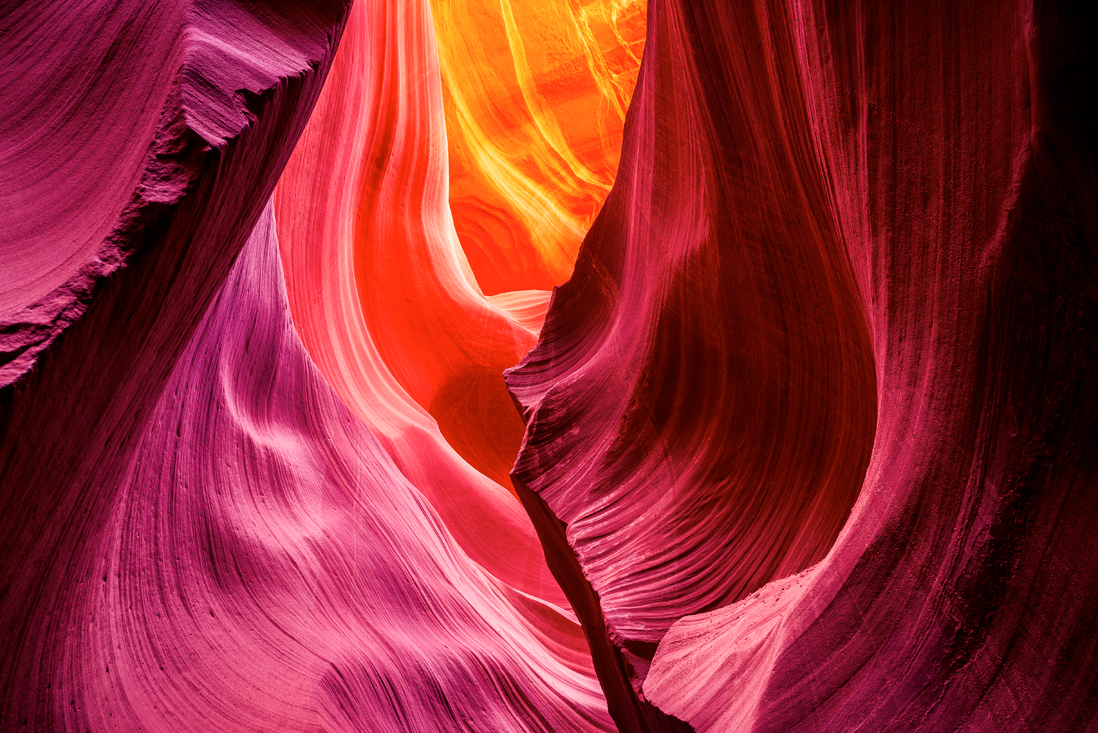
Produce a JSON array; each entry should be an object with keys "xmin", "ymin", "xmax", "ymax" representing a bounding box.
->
[
  {"xmin": 69, "ymin": 201, "xmax": 610, "ymax": 731},
  {"xmin": 1, "ymin": 0, "xmax": 614, "ymax": 727},
  {"xmin": 507, "ymin": 0, "xmax": 878, "ymax": 725},
  {"xmin": 431, "ymin": 0, "xmax": 646, "ymax": 295},
  {"xmin": 0, "ymin": 0, "xmax": 351, "ymax": 726},
  {"xmin": 510, "ymin": 0, "xmax": 1098, "ymax": 731},
  {"xmin": 2, "ymin": 0, "xmax": 1095, "ymax": 731},
  {"xmin": 643, "ymin": 0, "xmax": 1098, "ymax": 729},
  {"xmin": 272, "ymin": 0, "xmax": 572, "ymax": 612}
]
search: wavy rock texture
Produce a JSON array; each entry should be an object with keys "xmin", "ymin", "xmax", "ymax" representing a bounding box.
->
[
  {"xmin": 0, "ymin": 0, "xmax": 349, "ymax": 719},
  {"xmin": 510, "ymin": 0, "xmax": 1098, "ymax": 731},
  {"xmin": 506, "ymin": 0, "xmax": 878, "ymax": 726},
  {"xmin": 273, "ymin": 0, "xmax": 570, "ymax": 612},
  {"xmin": 645, "ymin": 1, "xmax": 1098, "ymax": 729},
  {"xmin": 272, "ymin": 3, "xmax": 619, "ymax": 716},
  {"xmin": 0, "ymin": 1, "xmax": 352, "ymax": 726},
  {"xmin": 5, "ymin": 0, "xmax": 1096, "ymax": 730},
  {"xmin": 0, "ymin": 0, "xmax": 342, "ymax": 386},
  {"xmin": 431, "ymin": 0, "xmax": 646, "ymax": 294},
  {"xmin": 63, "ymin": 202, "xmax": 610, "ymax": 731},
  {"xmin": 0, "ymin": 0, "xmax": 616, "ymax": 728}
]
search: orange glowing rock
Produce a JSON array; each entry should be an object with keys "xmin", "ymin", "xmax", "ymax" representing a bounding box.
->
[
  {"xmin": 431, "ymin": 0, "xmax": 646, "ymax": 294},
  {"xmin": 273, "ymin": 0, "xmax": 568, "ymax": 609}
]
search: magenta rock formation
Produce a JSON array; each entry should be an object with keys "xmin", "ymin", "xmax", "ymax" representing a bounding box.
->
[
  {"xmin": 506, "ymin": 0, "xmax": 878, "ymax": 725},
  {"xmin": 2, "ymin": 0, "xmax": 1097, "ymax": 731},
  {"xmin": 59, "ymin": 202, "xmax": 608, "ymax": 730},
  {"xmin": 511, "ymin": 0, "xmax": 1098, "ymax": 731}
]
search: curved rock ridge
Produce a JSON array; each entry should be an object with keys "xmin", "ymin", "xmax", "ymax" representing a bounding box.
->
[
  {"xmin": 273, "ymin": 0, "xmax": 579, "ymax": 617},
  {"xmin": 0, "ymin": 0, "xmax": 349, "ymax": 725},
  {"xmin": 0, "ymin": 0, "xmax": 345, "ymax": 386},
  {"xmin": 62, "ymin": 202, "xmax": 612, "ymax": 731},
  {"xmin": 3, "ymin": 0, "xmax": 619, "ymax": 727},
  {"xmin": 6, "ymin": 0, "xmax": 1095, "ymax": 729},
  {"xmin": 276, "ymin": 0, "xmax": 531, "ymax": 496},
  {"xmin": 643, "ymin": 1, "xmax": 1098, "ymax": 730},
  {"xmin": 432, "ymin": 0, "xmax": 646, "ymax": 295},
  {"xmin": 511, "ymin": 0, "xmax": 1098, "ymax": 731},
  {"xmin": 506, "ymin": 0, "xmax": 878, "ymax": 726}
]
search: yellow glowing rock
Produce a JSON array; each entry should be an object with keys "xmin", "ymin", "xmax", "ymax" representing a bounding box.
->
[{"xmin": 432, "ymin": 0, "xmax": 646, "ymax": 294}]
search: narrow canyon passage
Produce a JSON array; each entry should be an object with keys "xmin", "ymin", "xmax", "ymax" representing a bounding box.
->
[
  {"xmin": 271, "ymin": 0, "xmax": 649, "ymax": 725},
  {"xmin": 272, "ymin": 0, "xmax": 648, "ymax": 604},
  {"xmin": 1, "ymin": 0, "xmax": 1094, "ymax": 731},
  {"xmin": 275, "ymin": 0, "xmax": 879, "ymax": 729}
]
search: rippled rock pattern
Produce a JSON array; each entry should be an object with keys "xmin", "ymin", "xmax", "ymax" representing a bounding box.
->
[
  {"xmin": 2, "ymin": 0, "xmax": 1095, "ymax": 731},
  {"xmin": 512, "ymin": 0, "xmax": 1098, "ymax": 730},
  {"xmin": 431, "ymin": 0, "xmax": 645, "ymax": 294}
]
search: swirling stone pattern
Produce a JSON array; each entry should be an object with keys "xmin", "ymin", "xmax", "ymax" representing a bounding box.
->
[
  {"xmin": 0, "ymin": 0, "xmax": 350, "ymax": 726},
  {"xmin": 273, "ymin": 0, "xmax": 585, "ymax": 620},
  {"xmin": 511, "ymin": 0, "xmax": 1098, "ymax": 731},
  {"xmin": 2, "ymin": 0, "xmax": 1096, "ymax": 731},
  {"xmin": 70, "ymin": 202, "xmax": 611, "ymax": 731},
  {"xmin": 0, "ymin": 0, "xmax": 617, "ymax": 728},
  {"xmin": 431, "ymin": 0, "xmax": 646, "ymax": 295},
  {"xmin": 506, "ymin": 0, "xmax": 878, "ymax": 726}
]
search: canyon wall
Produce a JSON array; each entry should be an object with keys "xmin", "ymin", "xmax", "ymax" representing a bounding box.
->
[{"xmin": 2, "ymin": 0, "xmax": 1094, "ymax": 731}]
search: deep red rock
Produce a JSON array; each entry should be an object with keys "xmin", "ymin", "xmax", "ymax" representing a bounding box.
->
[
  {"xmin": 506, "ymin": 0, "xmax": 878, "ymax": 726},
  {"xmin": 510, "ymin": 0, "xmax": 1098, "ymax": 730},
  {"xmin": 3, "ymin": 0, "xmax": 1095, "ymax": 730}
]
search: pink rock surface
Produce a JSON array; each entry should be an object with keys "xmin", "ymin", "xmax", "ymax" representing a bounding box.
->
[
  {"xmin": 0, "ymin": 0, "xmax": 344, "ymax": 725},
  {"xmin": 3, "ymin": 0, "xmax": 1095, "ymax": 730},
  {"xmin": 643, "ymin": 0, "xmax": 1098, "ymax": 728},
  {"xmin": 1, "ymin": 0, "xmax": 611, "ymax": 729},
  {"xmin": 59, "ymin": 203, "xmax": 609, "ymax": 730},
  {"xmin": 510, "ymin": 0, "xmax": 1098, "ymax": 730},
  {"xmin": 506, "ymin": 0, "xmax": 878, "ymax": 725},
  {"xmin": 272, "ymin": 0, "xmax": 579, "ymax": 618},
  {"xmin": 0, "ymin": 0, "xmax": 345, "ymax": 386}
]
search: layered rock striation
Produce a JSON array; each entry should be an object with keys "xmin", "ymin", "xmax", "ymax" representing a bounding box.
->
[
  {"xmin": 3, "ymin": 0, "xmax": 1096, "ymax": 731},
  {"xmin": 510, "ymin": 0, "xmax": 1098, "ymax": 731},
  {"xmin": 0, "ymin": 0, "xmax": 352, "ymax": 725},
  {"xmin": 431, "ymin": 0, "xmax": 646, "ymax": 295}
]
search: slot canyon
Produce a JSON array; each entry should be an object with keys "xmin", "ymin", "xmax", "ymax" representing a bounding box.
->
[{"xmin": 1, "ymin": 0, "xmax": 1095, "ymax": 731}]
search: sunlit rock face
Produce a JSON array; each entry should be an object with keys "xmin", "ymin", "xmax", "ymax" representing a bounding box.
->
[
  {"xmin": 432, "ymin": 0, "xmax": 646, "ymax": 294},
  {"xmin": 272, "ymin": 0, "xmax": 567, "ymax": 608},
  {"xmin": 271, "ymin": 10, "xmax": 616, "ymax": 723},
  {"xmin": 3, "ymin": 0, "xmax": 1096, "ymax": 731},
  {"xmin": 506, "ymin": 0, "xmax": 878, "ymax": 725}
]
